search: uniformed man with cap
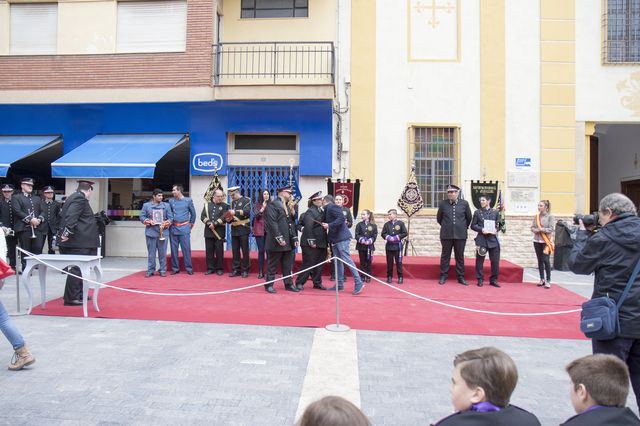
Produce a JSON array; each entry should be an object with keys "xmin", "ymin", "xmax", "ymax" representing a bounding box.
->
[
  {"xmin": 40, "ymin": 185, "xmax": 61, "ymax": 254},
  {"xmin": 436, "ymin": 184, "xmax": 472, "ymax": 285},
  {"xmin": 294, "ymin": 191, "xmax": 328, "ymax": 291},
  {"xmin": 58, "ymin": 180, "xmax": 100, "ymax": 305},
  {"xmin": 264, "ymin": 186, "xmax": 299, "ymax": 293},
  {"xmin": 0, "ymin": 184, "xmax": 17, "ymax": 269},
  {"xmin": 12, "ymin": 177, "xmax": 45, "ymax": 270},
  {"xmin": 201, "ymin": 188, "xmax": 229, "ymax": 275},
  {"xmin": 227, "ymin": 186, "xmax": 251, "ymax": 278}
]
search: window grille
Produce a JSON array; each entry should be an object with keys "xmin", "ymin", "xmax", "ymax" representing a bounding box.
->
[
  {"xmin": 603, "ymin": 0, "xmax": 640, "ymax": 63},
  {"xmin": 241, "ymin": 0, "xmax": 308, "ymax": 19},
  {"xmin": 411, "ymin": 127, "xmax": 459, "ymax": 209}
]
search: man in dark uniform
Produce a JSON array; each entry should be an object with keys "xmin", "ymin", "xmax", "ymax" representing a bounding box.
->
[
  {"xmin": 470, "ymin": 195, "xmax": 502, "ymax": 287},
  {"xmin": 0, "ymin": 184, "xmax": 17, "ymax": 269},
  {"xmin": 295, "ymin": 191, "xmax": 328, "ymax": 291},
  {"xmin": 58, "ymin": 180, "xmax": 100, "ymax": 306},
  {"xmin": 227, "ymin": 186, "xmax": 251, "ymax": 278},
  {"xmin": 12, "ymin": 177, "xmax": 45, "ymax": 270},
  {"xmin": 436, "ymin": 184, "xmax": 472, "ymax": 286},
  {"xmin": 201, "ymin": 189, "xmax": 228, "ymax": 276},
  {"xmin": 40, "ymin": 185, "xmax": 61, "ymax": 254},
  {"xmin": 329, "ymin": 194, "xmax": 353, "ymax": 281},
  {"xmin": 264, "ymin": 186, "xmax": 298, "ymax": 294}
]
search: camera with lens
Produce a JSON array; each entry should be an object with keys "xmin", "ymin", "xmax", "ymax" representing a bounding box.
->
[{"xmin": 573, "ymin": 212, "xmax": 600, "ymax": 231}]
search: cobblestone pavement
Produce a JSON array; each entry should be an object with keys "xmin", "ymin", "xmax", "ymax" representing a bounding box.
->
[{"xmin": 0, "ymin": 258, "xmax": 635, "ymax": 425}]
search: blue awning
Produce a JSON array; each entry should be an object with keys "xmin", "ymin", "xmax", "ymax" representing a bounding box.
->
[
  {"xmin": 0, "ymin": 135, "xmax": 61, "ymax": 177},
  {"xmin": 52, "ymin": 134, "xmax": 187, "ymax": 178}
]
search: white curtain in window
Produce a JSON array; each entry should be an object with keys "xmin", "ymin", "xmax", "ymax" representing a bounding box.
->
[
  {"xmin": 117, "ymin": 0, "xmax": 187, "ymax": 53},
  {"xmin": 10, "ymin": 3, "xmax": 58, "ymax": 55}
]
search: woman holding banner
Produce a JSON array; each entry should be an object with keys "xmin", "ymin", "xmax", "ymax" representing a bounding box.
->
[{"xmin": 531, "ymin": 199, "xmax": 555, "ymax": 289}]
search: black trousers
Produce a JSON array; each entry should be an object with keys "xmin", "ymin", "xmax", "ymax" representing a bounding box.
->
[
  {"xmin": 44, "ymin": 229, "xmax": 56, "ymax": 254},
  {"xmin": 358, "ymin": 249, "xmax": 372, "ymax": 279},
  {"xmin": 593, "ymin": 337, "xmax": 640, "ymax": 411},
  {"xmin": 205, "ymin": 237, "xmax": 224, "ymax": 272},
  {"xmin": 5, "ymin": 235, "xmax": 17, "ymax": 269},
  {"xmin": 295, "ymin": 246, "xmax": 324, "ymax": 287},
  {"xmin": 231, "ymin": 234, "xmax": 250, "ymax": 273},
  {"xmin": 533, "ymin": 242, "xmax": 551, "ymax": 281},
  {"xmin": 60, "ymin": 246, "xmax": 96, "ymax": 303},
  {"xmin": 17, "ymin": 230, "xmax": 44, "ymax": 270},
  {"xmin": 475, "ymin": 245, "xmax": 500, "ymax": 282},
  {"xmin": 440, "ymin": 238, "xmax": 466, "ymax": 279},
  {"xmin": 386, "ymin": 249, "xmax": 402, "ymax": 278},
  {"xmin": 266, "ymin": 250, "xmax": 293, "ymax": 288}
]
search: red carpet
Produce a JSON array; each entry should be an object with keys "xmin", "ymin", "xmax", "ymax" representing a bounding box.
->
[
  {"xmin": 31, "ymin": 265, "xmax": 586, "ymax": 340},
  {"xmin": 171, "ymin": 252, "xmax": 524, "ymax": 283}
]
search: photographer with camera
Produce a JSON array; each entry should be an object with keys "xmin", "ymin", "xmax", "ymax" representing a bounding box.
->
[{"xmin": 568, "ymin": 192, "xmax": 640, "ymax": 410}]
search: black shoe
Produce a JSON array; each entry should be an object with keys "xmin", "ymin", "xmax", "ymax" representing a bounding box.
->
[
  {"xmin": 365, "ymin": 276, "xmax": 371, "ymax": 283},
  {"xmin": 229, "ymin": 271, "xmax": 241, "ymax": 277},
  {"xmin": 204, "ymin": 270, "xmax": 214, "ymax": 275},
  {"xmin": 257, "ymin": 273, "xmax": 264, "ymax": 279},
  {"xmin": 241, "ymin": 272, "xmax": 249, "ymax": 278},
  {"xmin": 329, "ymin": 276, "xmax": 336, "ymax": 281},
  {"xmin": 159, "ymin": 272, "xmax": 166, "ymax": 277},
  {"xmin": 313, "ymin": 284, "xmax": 327, "ymax": 290},
  {"xmin": 170, "ymin": 270, "xmax": 179, "ymax": 275},
  {"xmin": 457, "ymin": 278, "xmax": 468, "ymax": 286},
  {"xmin": 216, "ymin": 270, "xmax": 224, "ymax": 276},
  {"xmin": 398, "ymin": 277, "xmax": 404, "ymax": 285},
  {"xmin": 145, "ymin": 272, "xmax": 153, "ymax": 278},
  {"xmin": 285, "ymin": 285, "xmax": 300, "ymax": 293},
  {"xmin": 187, "ymin": 271, "xmax": 194, "ymax": 275},
  {"xmin": 326, "ymin": 286, "xmax": 344, "ymax": 291},
  {"xmin": 438, "ymin": 276, "xmax": 446, "ymax": 285},
  {"xmin": 265, "ymin": 286, "xmax": 277, "ymax": 294},
  {"xmin": 64, "ymin": 299, "xmax": 83, "ymax": 306},
  {"xmin": 477, "ymin": 279, "xmax": 484, "ymax": 287},
  {"xmin": 296, "ymin": 284, "xmax": 304, "ymax": 291},
  {"xmin": 387, "ymin": 276, "xmax": 392, "ymax": 283},
  {"xmin": 490, "ymin": 282, "xmax": 501, "ymax": 288}
]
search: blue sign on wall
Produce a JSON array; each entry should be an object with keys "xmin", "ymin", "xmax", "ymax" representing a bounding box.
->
[
  {"xmin": 515, "ymin": 157, "xmax": 532, "ymax": 168},
  {"xmin": 0, "ymin": 100, "xmax": 333, "ymax": 176}
]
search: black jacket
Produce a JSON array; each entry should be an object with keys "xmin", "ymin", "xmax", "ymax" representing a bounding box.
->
[
  {"xmin": 432, "ymin": 405, "xmax": 540, "ymax": 426},
  {"xmin": 298, "ymin": 206, "xmax": 327, "ymax": 249},
  {"xmin": 471, "ymin": 208, "xmax": 501, "ymax": 249},
  {"xmin": 569, "ymin": 213, "xmax": 640, "ymax": 338},
  {"xmin": 381, "ymin": 220, "xmax": 407, "ymax": 252},
  {"xmin": 0, "ymin": 197, "xmax": 14, "ymax": 229},
  {"xmin": 342, "ymin": 206, "xmax": 353, "ymax": 229},
  {"xmin": 561, "ymin": 406, "xmax": 640, "ymax": 425},
  {"xmin": 41, "ymin": 199, "xmax": 61, "ymax": 234},
  {"xmin": 229, "ymin": 196, "xmax": 251, "ymax": 237},
  {"xmin": 437, "ymin": 199, "xmax": 472, "ymax": 240},
  {"xmin": 58, "ymin": 191, "xmax": 99, "ymax": 249},
  {"xmin": 265, "ymin": 197, "xmax": 297, "ymax": 252},
  {"xmin": 201, "ymin": 202, "xmax": 228, "ymax": 240},
  {"xmin": 12, "ymin": 192, "xmax": 45, "ymax": 234},
  {"xmin": 355, "ymin": 221, "xmax": 378, "ymax": 252}
]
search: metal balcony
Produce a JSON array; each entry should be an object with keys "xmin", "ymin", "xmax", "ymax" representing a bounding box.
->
[{"xmin": 213, "ymin": 41, "xmax": 335, "ymax": 85}]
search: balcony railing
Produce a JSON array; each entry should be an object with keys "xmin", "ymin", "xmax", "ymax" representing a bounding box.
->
[{"xmin": 213, "ymin": 41, "xmax": 335, "ymax": 85}]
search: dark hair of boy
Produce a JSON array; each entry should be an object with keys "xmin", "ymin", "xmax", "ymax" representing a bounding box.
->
[
  {"xmin": 566, "ymin": 354, "xmax": 630, "ymax": 407},
  {"xmin": 388, "ymin": 209, "xmax": 397, "ymax": 215},
  {"xmin": 454, "ymin": 346, "xmax": 518, "ymax": 408},
  {"xmin": 297, "ymin": 396, "xmax": 371, "ymax": 426}
]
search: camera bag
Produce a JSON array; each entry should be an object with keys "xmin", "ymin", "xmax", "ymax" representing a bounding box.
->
[{"xmin": 580, "ymin": 257, "xmax": 640, "ymax": 340}]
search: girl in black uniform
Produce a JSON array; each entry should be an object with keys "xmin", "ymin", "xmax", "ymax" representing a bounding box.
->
[{"xmin": 355, "ymin": 209, "xmax": 377, "ymax": 282}]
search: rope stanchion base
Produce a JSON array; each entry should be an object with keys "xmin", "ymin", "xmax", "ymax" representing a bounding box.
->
[{"xmin": 325, "ymin": 323, "xmax": 350, "ymax": 332}]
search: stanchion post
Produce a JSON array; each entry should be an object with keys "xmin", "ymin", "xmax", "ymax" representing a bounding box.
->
[
  {"xmin": 326, "ymin": 254, "xmax": 350, "ymax": 332},
  {"xmin": 15, "ymin": 245, "xmax": 20, "ymax": 312}
]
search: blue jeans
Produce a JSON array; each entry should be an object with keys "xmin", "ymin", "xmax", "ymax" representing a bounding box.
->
[
  {"xmin": 170, "ymin": 233, "xmax": 192, "ymax": 273},
  {"xmin": 0, "ymin": 299, "xmax": 25, "ymax": 350},
  {"xmin": 146, "ymin": 236, "xmax": 168, "ymax": 273},
  {"xmin": 332, "ymin": 240, "xmax": 363, "ymax": 288}
]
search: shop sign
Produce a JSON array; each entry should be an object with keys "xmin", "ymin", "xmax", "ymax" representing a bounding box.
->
[{"xmin": 192, "ymin": 152, "xmax": 224, "ymax": 173}]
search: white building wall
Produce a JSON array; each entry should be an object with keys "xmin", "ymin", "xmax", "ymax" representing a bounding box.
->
[
  {"xmin": 576, "ymin": 0, "xmax": 640, "ymax": 122},
  {"xmin": 505, "ymin": 0, "xmax": 541, "ymax": 214},
  {"xmin": 374, "ymin": 0, "xmax": 481, "ymax": 213}
]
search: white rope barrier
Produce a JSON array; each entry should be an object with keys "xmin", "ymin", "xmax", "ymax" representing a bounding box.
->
[{"xmin": 16, "ymin": 247, "xmax": 582, "ymax": 316}]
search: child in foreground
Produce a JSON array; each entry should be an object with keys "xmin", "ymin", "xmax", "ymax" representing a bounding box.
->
[
  {"xmin": 561, "ymin": 354, "xmax": 640, "ymax": 425},
  {"xmin": 432, "ymin": 346, "xmax": 540, "ymax": 425}
]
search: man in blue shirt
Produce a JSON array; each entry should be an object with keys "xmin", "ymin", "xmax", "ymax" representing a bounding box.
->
[
  {"xmin": 140, "ymin": 189, "xmax": 173, "ymax": 277},
  {"xmin": 168, "ymin": 184, "xmax": 196, "ymax": 275},
  {"xmin": 322, "ymin": 195, "xmax": 364, "ymax": 295}
]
